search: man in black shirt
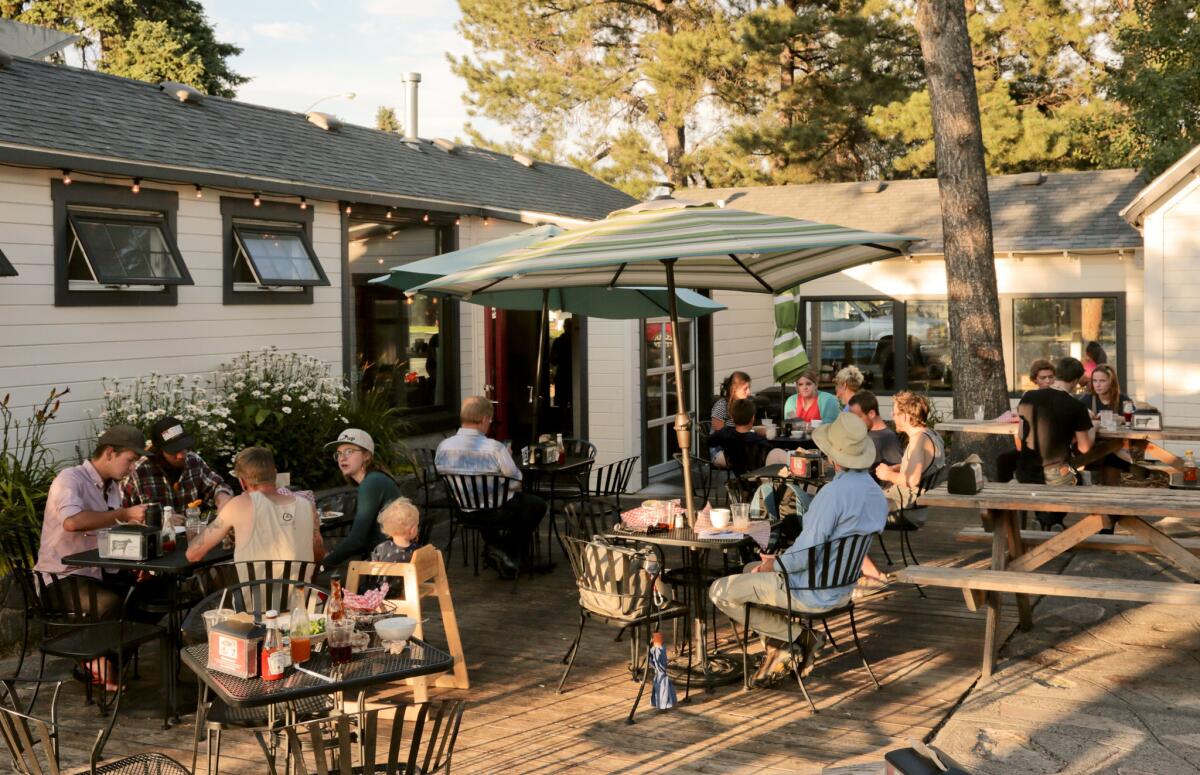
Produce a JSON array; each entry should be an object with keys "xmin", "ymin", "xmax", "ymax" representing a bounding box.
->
[
  {"xmin": 847, "ymin": 390, "xmax": 902, "ymax": 471},
  {"xmin": 1015, "ymin": 357, "xmax": 1095, "ymax": 528},
  {"xmin": 709, "ymin": 398, "xmax": 788, "ymax": 475}
]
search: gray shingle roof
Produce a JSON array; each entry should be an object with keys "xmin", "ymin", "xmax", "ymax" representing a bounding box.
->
[
  {"xmin": 0, "ymin": 57, "xmax": 635, "ymax": 221},
  {"xmin": 687, "ymin": 169, "xmax": 1145, "ymax": 254}
]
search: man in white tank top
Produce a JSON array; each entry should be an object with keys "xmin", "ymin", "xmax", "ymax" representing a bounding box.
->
[{"xmin": 186, "ymin": 447, "xmax": 324, "ymax": 568}]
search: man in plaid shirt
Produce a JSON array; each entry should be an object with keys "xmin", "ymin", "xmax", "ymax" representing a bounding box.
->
[{"xmin": 123, "ymin": 416, "xmax": 233, "ymax": 513}]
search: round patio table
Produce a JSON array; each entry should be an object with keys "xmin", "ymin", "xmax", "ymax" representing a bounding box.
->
[{"xmin": 606, "ymin": 523, "xmax": 768, "ymax": 691}]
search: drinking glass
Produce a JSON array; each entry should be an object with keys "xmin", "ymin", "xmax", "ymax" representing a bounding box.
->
[
  {"xmin": 1122, "ymin": 400, "xmax": 1135, "ymax": 425},
  {"xmin": 731, "ymin": 503, "xmax": 751, "ymax": 529},
  {"xmin": 327, "ymin": 619, "xmax": 354, "ymax": 665},
  {"xmin": 186, "ymin": 515, "xmax": 206, "ymax": 545},
  {"xmin": 202, "ymin": 608, "xmax": 234, "ymax": 635}
]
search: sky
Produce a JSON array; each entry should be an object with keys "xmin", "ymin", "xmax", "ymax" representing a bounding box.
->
[{"xmin": 201, "ymin": 0, "xmax": 502, "ymax": 143}]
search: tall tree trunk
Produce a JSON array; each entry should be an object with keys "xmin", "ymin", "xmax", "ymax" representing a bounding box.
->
[{"xmin": 915, "ymin": 0, "xmax": 1009, "ymax": 451}]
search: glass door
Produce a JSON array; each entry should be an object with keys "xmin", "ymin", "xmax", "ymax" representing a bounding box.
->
[{"xmin": 643, "ymin": 317, "xmax": 696, "ymax": 478}]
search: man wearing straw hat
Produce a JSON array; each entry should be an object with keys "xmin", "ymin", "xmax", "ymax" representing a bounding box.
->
[{"xmin": 710, "ymin": 412, "xmax": 888, "ymax": 684}]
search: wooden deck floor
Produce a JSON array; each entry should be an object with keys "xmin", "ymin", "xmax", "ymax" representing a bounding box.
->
[{"xmin": 7, "ymin": 504, "xmax": 1017, "ymax": 774}]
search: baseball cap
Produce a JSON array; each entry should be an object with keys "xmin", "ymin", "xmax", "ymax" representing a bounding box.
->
[
  {"xmin": 324, "ymin": 428, "xmax": 375, "ymax": 454},
  {"xmin": 95, "ymin": 425, "xmax": 150, "ymax": 456},
  {"xmin": 150, "ymin": 416, "xmax": 196, "ymax": 455}
]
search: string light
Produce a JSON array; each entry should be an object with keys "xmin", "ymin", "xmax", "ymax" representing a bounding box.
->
[
  {"xmin": 345, "ymin": 205, "xmax": 352, "ymax": 214},
  {"xmin": 194, "ymin": 184, "xmax": 203, "ymax": 198},
  {"xmin": 61, "ymin": 169, "xmax": 72, "ymax": 185},
  {"xmin": 131, "ymin": 177, "xmax": 141, "ymax": 194},
  {"xmin": 253, "ymin": 192, "xmax": 262, "ymax": 207},
  {"xmin": 483, "ymin": 216, "xmax": 490, "ymax": 226},
  {"xmin": 454, "ymin": 216, "xmax": 461, "ymax": 226},
  {"xmin": 422, "ymin": 212, "xmax": 430, "ymax": 223},
  {"xmin": 386, "ymin": 210, "xmax": 393, "ymax": 219},
  {"xmin": 299, "ymin": 196, "xmax": 308, "ymax": 210}
]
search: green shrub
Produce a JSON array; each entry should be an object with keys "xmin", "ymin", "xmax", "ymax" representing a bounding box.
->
[{"xmin": 0, "ymin": 388, "xmax": 66, "ymax": 560}]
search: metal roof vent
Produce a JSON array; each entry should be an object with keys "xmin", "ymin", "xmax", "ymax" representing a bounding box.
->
[
  {"xmin": 858, "ymin": 180, "xmax": 887, "ymax": 194},
  {"xmin": 513, "ymin": 153, "xmax": 535, "ymax": 168},
  {"xmin": 160, "ymin": 81, "xmax": 203, "ymax": 103},
  {"xmin": 0, "ymin": 48, "xmax": 12, "ymax": 69},
  {"xmin": 1015, "ymin": 171, "xmax": 1046, "ymax": 186},
  {"xmin": 433, "ymin": 137, "xmax": 456, "ymax": 153},
  {"xmin": 306, "ymin": 111, "xmax": 341, "ymax": 131}
]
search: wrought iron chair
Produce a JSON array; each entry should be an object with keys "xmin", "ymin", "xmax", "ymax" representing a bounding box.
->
[
  {"xmin": 881, "ymin": 465, "xmax": 944, "ymax": 599},
  {"xmin": 315, "ymin": 485, "xmax": 358, "ymax": 543},
  {"xmin": 280, "ymin": 700, "xmax": 466, "ymax": 775},
  {"xmin": 0, "ymin": 677, "xmax": 190, "ymax": 775},
  {"xmin": 559, "ymin": 536, "xmax": 687, "ymax": 723},
  {"xmin": 0, "ymin": 528, "xmax": 45, "ymax": 680},
  {"xmin": 439, "ymin": 472, "xmax": 528, "ymax": 584},
  {"xmin": 193, "ymin": 559, "xmax": 318, "ymax": 612},
  {"xmin": 180, "ymin": 579, "xmax": 332, "ymax": 775},
  {"xmin": 409, "ymin": 448, "xmax": 444, "ymax": 545},
  {"xmin": 24, "ymin": 570, "xmax": 167, "ymax": 719},
  {"xmin": 581, "ymin": 456, "xmax": 639, "ymax": 511},
  {"xmin": 673, "ymin": 452, "xmax": 720, "ymax": 507},
  {"xmin": 737, "ymin": 533, "xmax": 880, "ymax": 712},
  {"xmin": 563, "ymin": 500, "xmax": 621, "ymax": 542}
]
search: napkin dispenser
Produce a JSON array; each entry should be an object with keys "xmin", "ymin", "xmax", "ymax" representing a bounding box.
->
[
  {"xmin": 1132, "ymin": 409, "xmax": 1162, "ymax": 430},
  {"xmin": 207, "ymin": 619, "xmax": 265, "ymax": 679},
  {"xmin": 98, "ymin": 524, "xmax": 161, "ymax": 561},
  {"xmin": 788, "ymin": 450, "xmax": 823, "ymax": 480},
  {"xmin": 947, "ymin": 460, "xmax": 984, "ymax": 495}
]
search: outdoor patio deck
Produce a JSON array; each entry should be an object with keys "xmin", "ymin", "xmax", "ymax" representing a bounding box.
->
[{"xmin": 11, "ymin": 503, "xmax": 1019, "ymax": 774}]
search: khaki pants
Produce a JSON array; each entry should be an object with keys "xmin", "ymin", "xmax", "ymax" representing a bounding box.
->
[{"xmin": 709, "ymin": 566, "xmax": 841, "ymax": 643}]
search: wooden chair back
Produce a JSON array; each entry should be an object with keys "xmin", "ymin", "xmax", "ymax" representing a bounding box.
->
[
  {"xmin": 283, "ymin": 700, "xmax": 466, "ymax": 775},
  {"xmin": 346, "ymin": 546, "xmax": 469, "ymax": 694}
]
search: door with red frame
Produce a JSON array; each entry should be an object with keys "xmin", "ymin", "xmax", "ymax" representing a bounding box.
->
[{"xmin": 484, "ymin": 306, "xmax": 570, "ymax": 449}]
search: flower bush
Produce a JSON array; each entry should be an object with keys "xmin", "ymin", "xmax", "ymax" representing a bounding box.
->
[{"xmin": 96, "ymin": 348, "xmax": 407, "ymax": 490}]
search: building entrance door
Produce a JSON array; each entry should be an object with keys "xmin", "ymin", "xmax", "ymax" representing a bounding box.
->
[{"xmin": 484, "ymin": 307, "xmax": 577, "ymax": 449}]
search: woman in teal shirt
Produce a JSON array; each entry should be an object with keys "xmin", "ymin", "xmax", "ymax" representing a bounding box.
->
[
  {"xmin": 322, "ymin": 428, "xmax": 401, "ymax": 570},
  {"xmin": 784, "ymin": 370, "xmax": 840, "ymax": 425}
]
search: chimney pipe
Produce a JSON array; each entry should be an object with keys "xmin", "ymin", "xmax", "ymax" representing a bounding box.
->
[{"xmin": 402, "ymin": 72, "xmax": 421, "ymax": 141}]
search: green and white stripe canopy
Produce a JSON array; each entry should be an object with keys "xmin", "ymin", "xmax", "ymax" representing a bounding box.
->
[
  {"xmin": 408, "ymin": 198, "xmax": 917, "ymax": 297},
  {"xmin": 773, "ymin": 287, "xmax": 809, "ymax": 384}
]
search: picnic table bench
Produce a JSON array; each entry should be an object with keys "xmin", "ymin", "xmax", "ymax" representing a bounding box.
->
[
  {"xmin": 935, "ymin": 418, "xmax": 1200, "ymax": 472},
  {"xmin": 898, "ymin": 481, "xmax": 1200, "ymax": 679}
]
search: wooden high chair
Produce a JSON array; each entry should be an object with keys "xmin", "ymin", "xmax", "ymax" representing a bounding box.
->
[{"xmin": 346, "ymin": 545, "xmax": 469, "ymax": 700}]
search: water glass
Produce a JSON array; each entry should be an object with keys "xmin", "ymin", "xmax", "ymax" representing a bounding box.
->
[
  {"xmin": 186, "ymin": 515, "xmax": 206, "ymax": 545},
  {"xmin": 202, "ymin": 608, "xmax": 234, "ymax": 635},
  {"xmin": 1099, "ymin": 410, "xmax": 1115, "ymax": 430},
  {"xmin": 731, "ymin": 502, "xmax": 751, "ymax": 529}
]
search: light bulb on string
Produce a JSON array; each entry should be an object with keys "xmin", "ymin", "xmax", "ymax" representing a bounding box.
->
[
  {"xmin": 194, "ymin": 185, "xmax": 203, "ymax": 198},
  {"xmin": 299, "ymin": 196, "xmax": 307, "ymax": 210},
  {"xmin": 131, "ymin": 178, "xmax": 141, "ymax": 194},
  {"xmin": 61, "ymin": 169, "xmax": 72, "ymax": 185},
  {"xmin": 253, "ymin": 192, "xmax": 262, "ymax": 207}
]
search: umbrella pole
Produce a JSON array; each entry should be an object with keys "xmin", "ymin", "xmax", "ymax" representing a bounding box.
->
[
  {"xmin": 531, "ymin": 288, "xmax": 550, "ymax": 448},
  {"xmin": 663, "ymin": 259, "xmax": 697, "ymax": 527}
]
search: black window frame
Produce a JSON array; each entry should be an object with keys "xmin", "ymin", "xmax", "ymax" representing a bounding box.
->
[
  {"xmin": 1009, "ymin": 291, "xmax": 1126, "ymax": 395},
  {"xmin": 52, "ymin": 180, "xmax": 183, "ymax": 307},
  {"xmin": 66, "ymin": 210, "xmax": 192, "ymax": 287},
  {"xmin": 797, "ymin": 292, "xmax": 1127, "ymax": 398},
  {"xmin": 231, "ymin": 222, "xmax": 329, "ymax": 288},
  {"xmin": 0, "ymin": 245, "xmax": 14, "ymax": 277},
  {"xmin": 221, "ymin": 197, "xmax": 321, "ymax": 305}
]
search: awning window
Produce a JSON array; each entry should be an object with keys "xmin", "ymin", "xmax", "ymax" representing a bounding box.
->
[
  {"xmin": 66, "ymin": 211, "xmax": 191, "ymax": 287},
  {"xmin": 232, "ymin": 224, "xmax": 329, "ymax": 288},
  {"xmin": 0, "ymin": 246, "xmax": 14, "ymax": 277}
]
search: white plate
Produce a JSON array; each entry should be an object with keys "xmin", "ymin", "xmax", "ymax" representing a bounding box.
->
[{"xmin": 319, "ymin": 511, "xmax": 344, "ymax": 521}]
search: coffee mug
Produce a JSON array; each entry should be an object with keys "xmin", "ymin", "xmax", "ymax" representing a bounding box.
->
[
  {"xmin": 709, "ymin": 509, "xmax": 731, "ymax": 529},
  {"xmin": 810, "ymin": 419, "xmax": 822, "ymax": 429}
]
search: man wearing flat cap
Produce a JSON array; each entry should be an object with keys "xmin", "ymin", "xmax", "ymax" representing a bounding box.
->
[
  {"xmin": 122, "ymin": 416, "xmax": 233, "ymax": 514},
  {"xmin": 709, "ymin": 412, "xmax": 888, "ymax": 685}
]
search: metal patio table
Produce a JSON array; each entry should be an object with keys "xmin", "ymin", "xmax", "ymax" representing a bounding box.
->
[
  {"xmin": 521, "ymin": 455, "xmax": 595, "ymax": 556},
  {"xmin": 606, "ymin": 524, "xmax": 763, "ymax": 692},
  {"xmin": 62, "ymin": 536, "xmax": 231, "ymax": 723}
]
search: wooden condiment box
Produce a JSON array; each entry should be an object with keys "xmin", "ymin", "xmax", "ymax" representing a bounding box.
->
[{"xmin": 207, "ymin": 619, "xmax": 265, "ymax": 679}]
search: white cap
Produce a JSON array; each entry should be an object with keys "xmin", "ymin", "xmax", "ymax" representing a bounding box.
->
[{"xmin": 324, "ymin": 428, "xmax": 375, "ymax": 454}]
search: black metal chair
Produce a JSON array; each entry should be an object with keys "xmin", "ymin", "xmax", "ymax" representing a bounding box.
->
[
  {"xmin": 0, "ymin": 528, "xmax": 46, "ymax": 680},
  {"xmin": 673, "ymin": 452, "xmax": 721, "ymax": 507},
  {"xmin": 0, "ymin": 677, "xmax": 189, "ymax": 775},
  {"xmin": 24, "ymin": 570, "xmax": 167, "ymax": 719},
  {"xmin": 563, "ymin": 500, "xmax": 621, "ymax": 541},
  {"xmin": 315, "ymin": 486, "xmax": 358, "ymax": 544},
  {"xmin": 881, "ymin": 466, "xmax": 944, "ymax": 597},
  {"xmin": 559, "ymin": 536, "xmax": 687, "ymax": 723},
  {"xmin": 409, "ymin": 448, "xmax": 445, "ymax": 545},
  {"xmin": 439, "ymin": 472, "xmax": 530, "ymax": 585},
  {"xmin": 194, "ymin": 560, "xmax": 318, "ymax": 609},
  {"xmin": 280, "ymin": 700, "xmax": 466, "ymax": 775},
  {"xmin": 737, "ymin": 533, "xmax": 880, "ymax": 712},
  {"xmin": 581, "ymin": 456, "xmax": 639, "ymax": 511},
  {"xmin": 180, "ymin": 579, "xmax": 332, "ymax": 775}
]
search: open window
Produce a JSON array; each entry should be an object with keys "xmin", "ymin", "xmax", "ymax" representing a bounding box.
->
[
  {"xmin": 231, "ymin": 223, "xmax": 328, "ymax": 290},
  {"xmin": 66, "ymin": 210, "xmax": 191, "ymax": 289},
  {"xmin": 0, "ymin": 246, "xmax": 14, "ymax": 277}
]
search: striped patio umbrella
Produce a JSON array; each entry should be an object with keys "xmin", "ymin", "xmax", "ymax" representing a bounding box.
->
[
  {"xmin": 773, "ymin": 287, "xmax": 809, "ymax": 415},
  {"xmin": 410, "ymin": 198, "xmax": 916, "ymax": 524}
]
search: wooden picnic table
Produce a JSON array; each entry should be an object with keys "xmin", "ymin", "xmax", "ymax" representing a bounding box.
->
[
  {"xmin": 916, "ymin": 481, "xmax": 1200, "ymax": 679},
  {"xmin": 936, "ymin": 418, "xmax": 1200, "ymax": 472}
]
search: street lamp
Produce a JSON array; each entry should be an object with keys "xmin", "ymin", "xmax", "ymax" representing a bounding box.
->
[{"xmin": 304, "ymin": 91, "xmax": 356, "ymax": 113}]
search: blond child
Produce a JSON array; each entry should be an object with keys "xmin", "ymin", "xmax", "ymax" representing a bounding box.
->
[{"xmin": 371, "ymin": 497, "xmax": 422, "ymax": 564}]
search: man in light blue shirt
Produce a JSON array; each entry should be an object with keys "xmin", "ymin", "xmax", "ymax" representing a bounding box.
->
[
  {"xmin": 710, "ymin": 412, "xmax": 887, "ymax": 682},
  {"xmin": 435, "ymin": 396, "xmax": 546, "ymax": 578}
]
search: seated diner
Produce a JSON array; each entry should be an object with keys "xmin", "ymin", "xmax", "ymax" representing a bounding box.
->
[
  {"xmin": 709, "ymin": 398, "xmax": 791, "ymax": 473},
  {"xmin": 711, "ymin": 371, "xmax": 752, "ymax": 432},
  {"xmin": 784, "ymin": 370, "xmax": 839, "ymax": 425}
]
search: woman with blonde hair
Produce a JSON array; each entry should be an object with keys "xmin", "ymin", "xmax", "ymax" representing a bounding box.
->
[
  {"xmin": 875, "ymin": 391, "xmax": 945, "ymax": 512},
  {"xmin": 784, "ymin": 370, "xmax": 839, "ymax": 424},
  {"xmin": 834, "ymin": 365, "xmax": 865, "ymax": 409}
]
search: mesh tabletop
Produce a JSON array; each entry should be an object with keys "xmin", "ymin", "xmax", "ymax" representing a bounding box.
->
[
  {"xmin": 610, "ymin": 523, "xmax": 751, "ymax": 549},
  {"xmin": 181, "ymin": 638, "xmax": 453, "ymax": 708}
]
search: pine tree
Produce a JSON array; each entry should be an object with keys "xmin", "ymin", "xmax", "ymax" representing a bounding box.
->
[
  {"xmin": 1105, "ymin": 0, "xmax": 1200, "ymax": 178},
  {"xmin": 2, "ymin": 0, "xmax": 245, "ymax": 97},
  {"xmin": 375, "ymin": 106, "xmax": 403, "ymax": 134},
  {"xmin": 452, "ymin": 0, "xmax": 738, "ymax": 197}
]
